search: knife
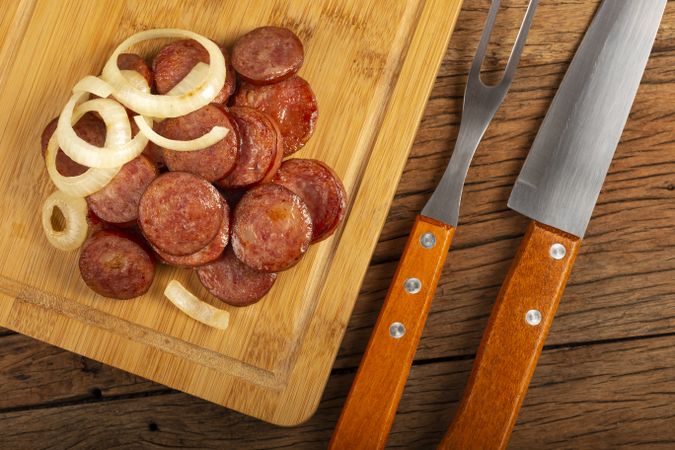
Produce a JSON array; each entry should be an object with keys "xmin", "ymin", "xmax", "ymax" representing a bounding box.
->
[
  {"xmin": 329, "ymin": 1, "xmax": 538, "ymax": 448},
  {"xmin": 438, "ymin": 1, "xmax": 667, "ymax": 449}
]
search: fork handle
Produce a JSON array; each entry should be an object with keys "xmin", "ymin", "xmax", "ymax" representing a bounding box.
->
[{"xmin": 330, "ymin": 215, "xmax": 454, "ymax": 450}]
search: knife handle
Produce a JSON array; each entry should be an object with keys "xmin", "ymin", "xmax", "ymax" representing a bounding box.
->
[
  {"xmin": 437, "ymin": 221, "xmax": 580, "ymax": 450},
  {"xmin": 330, "ymin": 215, "xmax": 455, "ymax": 450}
]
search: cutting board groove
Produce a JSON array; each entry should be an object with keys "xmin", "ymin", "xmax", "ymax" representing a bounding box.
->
[{"xmin": 0, "ymin": 0, "xmax": 462, "ymax": 424}]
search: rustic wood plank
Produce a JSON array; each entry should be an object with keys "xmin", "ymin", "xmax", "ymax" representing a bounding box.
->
[
  {"xmin": 1, "ymin": 333, "xmax": 673, "ymax": 449},
  {"xmin": 335, "ymin": 0, "xmax": 675, "ymax": 367},
  {"xmin": 0, "ymin": 334, "xmax": 161, "ymax": 410}
]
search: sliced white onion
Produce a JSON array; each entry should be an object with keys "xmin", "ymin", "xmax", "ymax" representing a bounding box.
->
[
  {"xmin": 45, "ymin": 133, "xmax": 121, "ymax": 197},
  {"xmin": 41, "ymin": 190, "xmax": 88, "ymax": 251},
  {"xmin": 121, "ymin": 70, "xmax": 150, "ymax": 94},
  {"xmin": 166, "ymin": 62, "xmax": 209, "ymax": 96},
  {"xmin": 46, "ymin": 99, "xmax": 127, "ymax": 197},
  {"xmin": 133, "ymin": 114, "xmax": 228, "ymax": 151},
  {"xmin": 101, "ymin": 29, "xmax": 225, "ymax": 118},
  {"xmin": 56, "ymin": 90, "xmax": 149, "ymax": 168},
  {"xmin": 72, "ymin": 76, "xmax": 113, "ymax": 98},
  {"xmin": 164, "ymin": 280, "xmax": 230, "ymax": 330}
]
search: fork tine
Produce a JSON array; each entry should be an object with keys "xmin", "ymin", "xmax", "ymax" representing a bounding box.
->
[
  {"xmin": 468, "ymin": 0, "xmax": 502, "ymax": 81},
  {"xmin": 501, "ymin": 0, "xmax": 539, "ymax": 85}
]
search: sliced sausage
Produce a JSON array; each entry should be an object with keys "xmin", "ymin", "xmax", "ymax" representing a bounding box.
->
[
  {"xmin": 158, "ymin": 104, "xmax": 239, "ymax": 182},
  {"xmin": 79, "ymin": 230, "xmax": 155, "ymax": 299},
  {"xmin": 117, "ymin": 53, "xmax": 153, "ymax": 88},
  {"xmin": 216, "ymin": 106, "xmax": 282, "ymax": 189},
  {"xmin": 198, "ymin": 248, "xmax": 277, "ymax": 307},
  {"xmin": 232, "ymin": 184, "xmax": 312, "ymax": 272},
  {"xmin": 272, "ymin": 159, "xmax": 347, "ymax": 243},
  {"xmin": 233, "ymin": 76, "xmax": 317, "ymax": 156},
  {"xmin": 153, "ymin": 198, "xmax": 229, "ymax": 268},
  {"xmin": 231, "ymin": 26, "xmax": 303, "ymax": 85},
  {"xmin": 41, "ymin": 113, "xmax": 106, "ymax": 176},
  {"xmin": 86, "ymin": 155, "xmax": 158, "ymax": 224},
  {"xmin": 152, "ymin": 39, "xmax": 235, "ymax": 103},
  {"xmin": 138, "ymin": 172, "xmax": 224, "ymax": 256}
]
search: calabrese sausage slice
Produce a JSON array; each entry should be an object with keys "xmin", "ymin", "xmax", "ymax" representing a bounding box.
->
[
  {"xmin": 152, "ymin": 39, "xmax": 236, "ymax": 103},
  {"xmin": 79, "ymin": 230, "xmax": 155, "ymax": 299},
  {"xmin": 198, "ymin": 248, "xmax": 277, "ymax": 307},
  {"xmin": 232, "ymin": 184, "xmax": 312, "ymax": 272},
  {"xmin": 216, "ymin": 106, "xmax": 282, "ymax": 189},
  {"xmin": 158, "ymin": 104, "xmax": 240, "ymax": 182},
  {"xmin": 231, "ymin": 26, "xmax": 303, "ymax": 85},
  {"xmin": 272, "ymin": 158, "xmax": 347, "ymax": 243},
  {"xmin": 153, "ymin": 197, "xmax": 229, "ymax": 268},
  {"xmin": 233, "ymin": 76, "xmax": 317, "ymax": 156},
  {"xmin": 87, "ymin": 155, "xmax": 158, "ymax": 224},
  {"xmin": 139, "ymin": 171, "xmax": 224, "ymax": 256},
  {"xmin": 41, "ymin": 112, "xmax": 106, "ymax": 177},
  {"xmin": 117, "ymin": 53, "xmax": 153, "ymax": 88}
]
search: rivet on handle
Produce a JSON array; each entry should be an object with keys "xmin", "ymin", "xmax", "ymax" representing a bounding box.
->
[
  {"xmin": 389, "ymin": 322, "xmax": 406, "ymax": 339},
  {"xmin": 420, "ymin": 232, "xmax": 436, "ymax": 249},
  {"xmin": 549, "ymin": 243, "xmax": 566, "ymax": 260},
  {"xmin": 525, "ymin": 309, "xmax": 542, "ymax": 326},
  {"xmin": 404, "ymin": 278, "xmax": 422, "ymax": 294}
]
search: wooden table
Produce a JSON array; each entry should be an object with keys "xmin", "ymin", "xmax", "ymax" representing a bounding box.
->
[{"xmin": 1, "ymin": 1, "xmax": 673, "ymax": 448}]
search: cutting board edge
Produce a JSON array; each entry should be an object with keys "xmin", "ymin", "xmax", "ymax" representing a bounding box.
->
[{"xmin": 0, "ymin": 0, "xmax": 464, "ymax": 425}]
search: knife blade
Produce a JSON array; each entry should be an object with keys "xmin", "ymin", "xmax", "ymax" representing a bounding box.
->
[{"xmin": 438, "ymin": 1, "xmax": 667, "ymax": 449}]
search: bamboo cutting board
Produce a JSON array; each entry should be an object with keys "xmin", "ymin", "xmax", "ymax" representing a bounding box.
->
[{"xmin": 0, "ymin": 0, "xmax": 462, "ymax": 424}]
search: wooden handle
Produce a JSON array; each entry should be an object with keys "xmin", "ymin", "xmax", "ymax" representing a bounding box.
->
[
  {"xmin": 438, "ymin": 221, "xmax": 581, "ymax": 450},
  {"xmin": 330, "ymin": 215, "xmax": 455, "ymax": 450}
]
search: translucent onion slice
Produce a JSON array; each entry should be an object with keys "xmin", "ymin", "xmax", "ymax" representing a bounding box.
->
[
  {"xmin": 100, "ymin": 29, "xmax": 225, "ymax": 118},
  {"xmin": 72, "ymin": 75, "xmax": 113, "ymax": 98},
  {"xmin": 166, "ymin": 62, "xmax": 209, "ymax": 96},
  {"xmin": 56, "ymin": 90, "xmax": 149, "ymax": 168},
  {"xmin": 164, "ymin": 280, "xmax": 230, "ymax": 330},
  {"xmin": 121, "ymin": 70, "xmax": 151, "ymax": 94},
  {"xmin": 41, "ymin": 190, "xmax": 88, "ymax": 251},
  {"xmin": 133, "ymin": 114, "xmax": 228, "ymax": 151},
  {"xmin": 47, "ymin": 99, "xmax": 131, "ymax": 197}
]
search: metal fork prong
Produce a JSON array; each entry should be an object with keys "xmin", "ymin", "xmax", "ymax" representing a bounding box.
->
[
  {"xmin": 501, "ymin": 0, "xmax": 539, "ymax": 86},
  {"xmin": 468, "ymin": 0, "xmax": 502, "ymax": 82}
]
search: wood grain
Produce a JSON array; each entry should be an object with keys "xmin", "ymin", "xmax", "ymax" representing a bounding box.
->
[
  {"xmin": 330, "ymin": 216, "xmax": 454, "ymax": 450},
  {"xmin": 1, "ymin": 333, "xmax": 673, "ymax": 449},
  {"xmin": 0, "ymin": 0, "xmax": 673, "ymax": 446},
  {"xmin": 439, "ymin": 221, "xmax": 581, "ymax": 450},
  {"xmin": 0, "ymin": 0, "xmax": 462, "ymax": 424},
  {"xmin": 336, "ymin": 0, "xmax": 675, "ymax": 368}
]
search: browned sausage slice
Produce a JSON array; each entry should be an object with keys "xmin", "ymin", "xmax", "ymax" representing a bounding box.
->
[
  {"xmin": 231, "ymin": 26, "xmax": 303, "ymax": 85},
  {"xmin": 86, "ymin": 155, "xmax": 158, "ymax": 224},
  {"xmin": 138, "ymin": 172, "xmax": 224, "ymax": 256},
  {"xmin": 79, "ymin": 230, "xmax": 155, "ymax": 299},
  {"xmin": 152, "ymin": 39, "xmax": 235, "ymax": 103},
  {"xmin": 272, "ymin": 158, "xmax": 347, "ymax": 243},
  {"xmin": 233, "ymin": 76, "xmax": 317, "ymax": 156},
  {"xmin": 216, "ymin": 106, "xmax": 282, "ymax": 189},
  {"xmin": 117, "ymin": 53, "xmax": 153, "ymax": 88},
  {"xmin": 198, "ymin": 248, "xmax": 277, "ymax": 306},
  {"xmin": 232, "ymin": 184, "xmax": 312, "ymax": 272},
  {"xmin": 41, "ymin": 113, "xmax": 106, "ymax": 176},
  {"xmin": 158, "ymin": 104, "xmax": 239, "ymax": 182},
  {"xmin": 153, "ymin": 197, "xmax": 229, "ymax": 268}
]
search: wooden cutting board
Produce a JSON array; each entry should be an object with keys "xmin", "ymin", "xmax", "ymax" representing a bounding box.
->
[{"xmin": 0, "ymin": 0, "xmax": 462, "ymax": 425}]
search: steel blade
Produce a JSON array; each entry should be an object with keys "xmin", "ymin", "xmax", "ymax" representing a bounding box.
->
[{"xmin": 507, "ymin": 0, "xmax": 666, "ymax": 238}]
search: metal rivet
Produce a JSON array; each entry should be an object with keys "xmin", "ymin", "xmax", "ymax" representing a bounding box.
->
[
  {"xmin": 549, "ymin": 243, "xmax": 566, "ymax": 260},
  {"xmin": 420, "ymin": 232, "xmax": 436, "ymax": 249},
  {"xmin": 404, "ymin": 277, "xmax": 422, "ymax": 294},
  {"xmin": 525, "ymin": 309, "xmax": 542, "ymax": 326},
  {"xmin": 389, "ymin": 322, "xmax": 406, "ymax": 338}
]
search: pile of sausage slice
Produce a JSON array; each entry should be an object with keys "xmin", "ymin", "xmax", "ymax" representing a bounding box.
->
[{"xmin": 42, "ymin": 27, "xmax": 346, "ymax": 306}]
